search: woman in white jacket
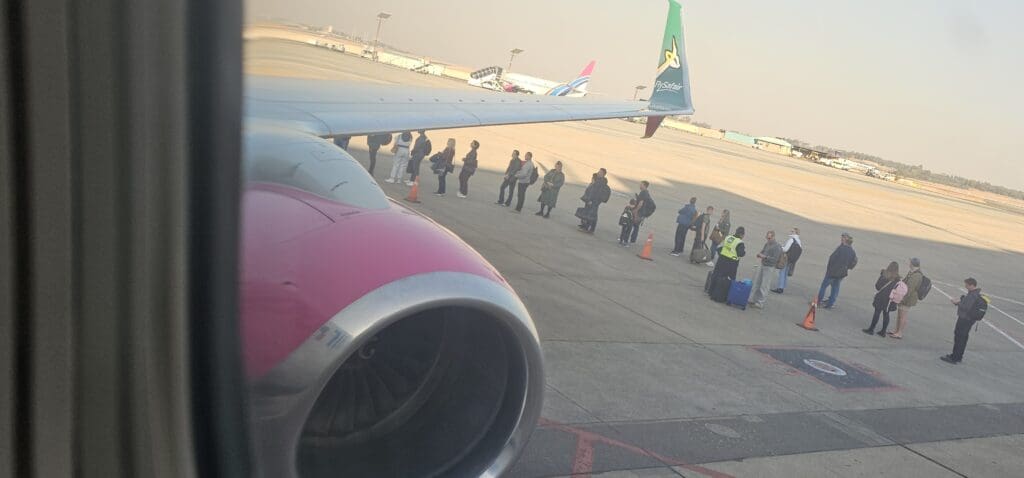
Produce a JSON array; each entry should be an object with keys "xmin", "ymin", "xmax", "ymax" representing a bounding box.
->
[
  {"xmin": 385, "ymin": 131, "xmax": 413, "ymax": 184},
  {"xmin": 771, "ymin": 227, "xmax": 803, "ymax": 294}
]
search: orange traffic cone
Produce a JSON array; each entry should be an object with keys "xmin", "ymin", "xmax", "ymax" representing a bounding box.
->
[
  {"xmin": 637, "ymin": 233, "xmax": 654, "ymax": 261},
  {"xmin": 797, "ymin": 298, "xmax": 819, "ymax": 331},
  {"xmin": 404, "ymin": 178, "xmax": 421, "ymax": 203}
]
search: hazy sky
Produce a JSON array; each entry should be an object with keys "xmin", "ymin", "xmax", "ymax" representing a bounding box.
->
[{"xmin": 247, "ymin": 0, "xmax": 1024, "ymax": 189}]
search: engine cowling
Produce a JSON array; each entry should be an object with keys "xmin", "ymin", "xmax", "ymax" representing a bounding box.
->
[{"xmin": 241, "ymin": 128, "xmax": 544, "ymax": 477}]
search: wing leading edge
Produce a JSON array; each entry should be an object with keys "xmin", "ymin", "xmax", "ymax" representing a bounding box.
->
[{"xmin": 245, "ymin": 0, "xmax": 693, "ymax": 138}]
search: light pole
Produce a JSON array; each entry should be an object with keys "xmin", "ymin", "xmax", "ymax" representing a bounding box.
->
[
  {"xmin": 633, "ymin": 85, "xmax": 647, "ymax": 100},
  {"xmin": 372, "ymin": 12, "xmax": 391, "ymax": 61},
  {"xmin": 506, "ymin": 48, "xmax": 524, "ymax": 75}
]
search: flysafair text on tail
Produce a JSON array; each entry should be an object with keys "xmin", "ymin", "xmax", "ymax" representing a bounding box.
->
[{"xmin": 643, "ymin": 0, "xmax": 695, "ymax": 138}]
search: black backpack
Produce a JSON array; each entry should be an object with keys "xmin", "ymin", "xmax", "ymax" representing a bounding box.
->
[
  {"xmin": 529, "ymin": 166, "xmax": 539, "ymax": 185},
  {"xmin": 640, "ymin": 196, "xmax": 656, "ymax": 217},
  {"xmin": 971, "ymin": 295, "xmax": 989, "ymax": 321},
  {"xmin": 917, "ymin": 274, "xmax": 932, "ymax": 300}
]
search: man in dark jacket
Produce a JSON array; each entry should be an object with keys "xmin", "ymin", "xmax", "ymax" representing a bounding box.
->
[
  {"xmin": 497, "ymin": 150, "xmax": 522, "ymax": 206},
  {"xmin": 365, "ymin": 133, "xmax": 392, "ymax": 176},
  {"xmin": 817, "ymin": 232, "xmax": 858, "ymax": 309},
  {"xmin": 578, "ymin": 168, "xmax": 610, "ymax": 233},
  {"xmin": 406, "ymin": 130, "xmax": 432, "ymax": 185},
  {"xmin": 670, "ymin": 197, "xmax": 698, "ymax": 256},
  {"xmin": 941, "ymin": 278, "xmax": 985, "ymax": 364}
]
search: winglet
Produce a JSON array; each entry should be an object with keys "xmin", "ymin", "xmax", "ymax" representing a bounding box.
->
[{"xmin": 647, "ymin": 0, "xmax": 694, "ymax": 123}]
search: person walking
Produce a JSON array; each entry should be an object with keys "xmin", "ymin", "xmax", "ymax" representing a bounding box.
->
[
  {"xmin": 406, "ymin": 130, "xmax": 432, "ymax": 185},
  {"xmin": 365, "ymin": 133, "xmax": 392, "ymax": 176},
  {"xmin": 771, "ymin": 227, "xmax": 803, "ymax": 294},
  {"xmin": 457, "ymin": 140, "xmax": 479, "ymax": 198},
  {"xmin": 497, "ymin": 150, "xmax": 522, "ymax": 206},
  {"xmin": 385, "ymin": 131, "xmax": 413, "ymax": 184},
  {"xmin": 690, "ymin": 206, "xmax": 714, "ymax": 264},
  {"xmin": 889, "ymin": 258, "xmax": 924, "ymax": 339},
  {"xmin": 817, "ymin": 232, "xmax": 857, "ymax": 309},
  {"xmin": 536, "ymin": 161, "xmax": 565, "ymax": 217},
  {"xmin": 577, "ymin": 168, "xmax": 610, "ymax": 233},
  {"xmin": 670, "ymin": 197, "xmax": 698, "ymax": 256},
  {"xmin": 512, "ymin": 152, "xmax": 536, "ymax": 212},
  {"xmin": 708, "ymin": 209, "xmax": 731, "ymax": 262},
  {"xmin": 863, "ymin": 262, "xmax": 903, "ymax": 337},
  {"xmin": 748, "ymin": 230, "xmax": 783, "ymax": 309},
  {"xmin": 710, "ymin": 226, "xmax": 746, "ymax": 285},
  {"xmin": 432, "ymin": 138, "xmax": 456, "ymax": 196},
  {"xmin": 941, "ymin": 278, "xmax": 987, "ymax": 364},
  {"xmin": 623, "ymin": 181, "xmax": 655, "ymax": 245}
]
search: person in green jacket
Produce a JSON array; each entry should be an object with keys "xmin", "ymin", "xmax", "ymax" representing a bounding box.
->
[
  {"xmin": 536, "ymin": 161, "xmax": 565, "ymax": 218},
  {"xmin": 890, "ymin": 257, "xmax": 924, "ymax": 339}
]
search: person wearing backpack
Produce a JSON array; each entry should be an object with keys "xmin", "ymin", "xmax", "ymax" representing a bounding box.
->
[
  {"xmin": 623, "ymin": 181, "xmax": 654, "ymax": 246},
  {"xmin": 512, "ymin": 152, "xmax": 536, "ymax": 212},
  {"xmin": 771, "ymin": 227, "xmax": 802, "ymax": 294},
  {"xmin": 406, "ymin": 130, "xmax": 432, "ymax": 185},
  {"xmin": 670, "ymin": 197, "xmax": 698, "ymax": 256},
  {"xmin": 863, "ymin": 262, "xmax": 902, "ymax": 336},
  {"xmin": 890, "ymin": 257, "xmax": 925, "ymax": 339},
  {"xmin": 942, "ymin": 278, "xmax": 987, "ymax": 364},
  {"xmin": 708, "ymin": 209, "xmax": 730, "ymax": 263}
]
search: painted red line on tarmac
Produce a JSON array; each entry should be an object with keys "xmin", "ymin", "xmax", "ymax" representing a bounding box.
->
[
  {"xmin": 539, "ymin": 418, "xmax": 734, "ymax": 478},
  {"xmin": 572, "ymin": 436, "xmax": 594, "ymax": 477}
]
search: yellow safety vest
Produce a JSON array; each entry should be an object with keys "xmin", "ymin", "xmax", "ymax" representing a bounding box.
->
[{"xmin": 719, "ymin": 236, "xmax": 743, "ymax": 260}]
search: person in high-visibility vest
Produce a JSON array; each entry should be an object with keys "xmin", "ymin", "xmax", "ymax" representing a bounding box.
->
[{"xmin": 711, "ymin": 227, "xmax": 746, "ymax": 284}]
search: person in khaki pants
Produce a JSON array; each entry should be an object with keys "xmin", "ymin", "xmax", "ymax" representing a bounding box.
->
[
  {"xmin": 890, "ymin": 257, "xmax": 923, "ymax": 339},
  {"xmin": 749, "ymin": 230, "xmax": 782, "ymax": 309}
]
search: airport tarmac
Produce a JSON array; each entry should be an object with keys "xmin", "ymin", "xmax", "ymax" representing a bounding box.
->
[{"xmin": 247, "ymin": 39, "xmax": 1024, "ymax": 477}]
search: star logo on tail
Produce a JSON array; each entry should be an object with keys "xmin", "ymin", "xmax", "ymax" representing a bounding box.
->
[{"xmin": 656, "ymin": 36, "xmax": 681, "ymax": 76}]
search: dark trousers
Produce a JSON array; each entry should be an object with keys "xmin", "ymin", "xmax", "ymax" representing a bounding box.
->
[
  {"xmin": 459, "ymin": 172, "xmax": 471, "ymax": 195},
  {"xmin": 580, "ymin": 204, "xmax": 600, "ymax": 232},
  {"xmin": 437, "ymin": 172, "xmax": 447, "ymax": 194},
  {"xmin": 619, "ymin": 222, "xmax": 633, "ymax": 244},
  {"xmin": 951, "ymin": 317, "xmax": 974, "ymax": 361},
  {"xmin": 409, "ymin": 157, "xmax": 424, "ymax": 181},
  {"xmin": 629, "ymin": 221, "xmax": 641, "ymax": 243},
  {"xmin": 672, "ymin": 224, "xmax": 690, "ymax": 253},
  {"xmin": 368, "ymin": 147, "xmax": 379, "ymax": 175},
  {"xmin": 867, "ymin": 305, "xmax": 892, "ymax": 333},
  {"xmin": 515, "ymin": 183, "xmax": 529, "ymax": 211},
  {"xmin": 498, "ymin": 178, "xmax": 516, "ymax": 205}
]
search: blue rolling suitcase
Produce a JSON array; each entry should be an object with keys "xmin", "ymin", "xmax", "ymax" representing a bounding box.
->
[{"xmin": 727, "ymin": 279, "xmax": 753, "ymax": 310}]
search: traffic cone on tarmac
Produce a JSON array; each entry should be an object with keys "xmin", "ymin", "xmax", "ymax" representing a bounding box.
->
[
  {"xmin": 637, "ymin": 233, "xmax": 654, "ymax": 261},
  {"xmin": 404, "ymin": 178, "xmax": 421, "ymax": 203},
  {"xmin": 797, "ymin": 297, "xmax": 819, "ymax": 331}
]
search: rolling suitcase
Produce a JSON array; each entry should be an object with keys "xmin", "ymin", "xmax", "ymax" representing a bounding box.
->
[
  {"xmin": 727, "ymin": 279, "xmax": 753, "ymax": 310},
  {"xmin": 710, "ymin": 276, "xmax": 732, "ymax": 303}
]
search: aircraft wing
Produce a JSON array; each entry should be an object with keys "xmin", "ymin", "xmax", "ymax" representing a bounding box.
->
[{"xmin": 244, "ymin": 0, "xmax": 693, "ymax": 139}]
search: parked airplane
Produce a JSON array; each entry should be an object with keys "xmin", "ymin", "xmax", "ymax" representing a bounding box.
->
[{"xmin": 468, "ymin": 60, "xmax": 596, "ymax": 97}]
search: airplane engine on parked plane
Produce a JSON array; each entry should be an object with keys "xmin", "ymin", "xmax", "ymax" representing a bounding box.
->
[{"xmin": 241, "ymin": 128, "xmax": 544, "ymax": 477}]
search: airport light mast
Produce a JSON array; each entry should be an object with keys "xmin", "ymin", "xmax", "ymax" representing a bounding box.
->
[
  {"xmin": 372, "ymin": 12, "xmax": 391, "ymax": 61},
  {"xmin": 506, "ymin": 48, "xmax": 524, "ymax": 77},
  {"xmin": 633, "ymin": 85, "xmax": 647, "ymax": 101}
]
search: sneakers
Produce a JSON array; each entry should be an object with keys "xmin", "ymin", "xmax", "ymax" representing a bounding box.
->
[
  {"xmin": 876, "ymin": 331, "xmax": 886, "ymax": 337},
  {"xmin": 669, "ymin": 252, "xmax": 681, "ymax": 257},
  {"xmin": 748, "ymin": 302, "xmax": 764, "ymax": 310},
  {"xmin": 434, "ymin": 192, "xmax": 444, "ymax": 196},
  {"xmin": 534, "ymin": 211, "xmax": 544, "ymax": 216},
  {"xmin": 383, "ymin": 178, "xmax": 396, "ymax": 183},
  {"xmin": 770, "ymin": 288, "xmax": 784, "ymax": 294},
  {"xmin": 457, "ymin": 193, "xmax": 467, "ymax": 198},
  {"xmin": 940, "ymin": 355, "xmax": 961, "ymax": 364},
  {"xmin": 862, "ymin": 328, "xmax": 874, "ymax": 335},
  {"xmin": 705, "ymin": 261, "xmax": 714, "ymax": 267},
  {"xmin": 405, "ymin": 181, "xmax": 415, "ymax": 186}
]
